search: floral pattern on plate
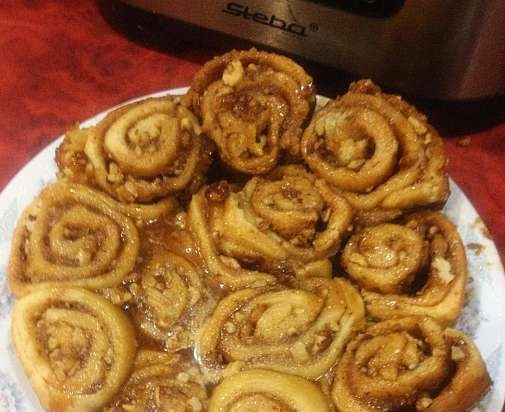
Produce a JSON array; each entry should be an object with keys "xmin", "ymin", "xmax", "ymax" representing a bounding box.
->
[{"xmin": 0, "ymin": 370, "xmax": 24, "ymax": 412}]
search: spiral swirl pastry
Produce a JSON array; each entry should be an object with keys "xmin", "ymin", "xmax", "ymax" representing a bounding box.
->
[
  {"xmin": 209, "ymin": 369, "xmax": 331, "ymax": 412},
  {"xmin": 188, "ymin": 165, "xmax": 353, "ymax": 290},
  {"xmin": 8, "ymin": 182, "xmax": 140, "ymax": 297},
  {"xmin": 105, "ymin": 350, "xmax": 208, "ymax": 412},
  {"xmin": 332, "ymin": 317, "xmax": 491, "ymax": 412},
  {"xmin": 301, "ymin": 79, "xmax": 449, "ymax": 225},
  {"xmin": 128, "ymin": 250, "xmax": 215, "ymax": 351},
  {"xmin": 11, "ymin": 287, "xmax": 136, "ymax": 412},
  {"xmin": 183, "ymin": 48, "xmax": 315, "ymax": 174},
  {"xmin": 342, "ymin": 211, "xmax": 467, "ymax": 326},
  {"xmin": 196, "ymin": 277, "xmax": 364, "ymax": 382},
  {"xmin": 56, "ymin": 95, "xmax": 212, "ymax": 203},
  {"xmin": 209, "ymin": 369, "xmax": 332, "ymax": 412}
]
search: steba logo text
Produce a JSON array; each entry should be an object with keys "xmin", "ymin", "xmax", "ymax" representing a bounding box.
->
[{"xmin": 222, "ymin": 2, "xmax": 309, "ymax": 37}]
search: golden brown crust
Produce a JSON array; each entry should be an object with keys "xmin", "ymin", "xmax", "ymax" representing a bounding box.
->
[
  {"xmin": 127, "ymin": 250, "xmax": 215, "ymax": 351},
  {"xmin": 55, "ymin": 125, "xmax": 93, "ymax": 186},
  {"xmin": 209, "ymin": 369, "xmax": 332, "ymax": 412},
  {"xmin": 11, "ymin": 287, "xmax": 136, "ymax": 412},
  {"xmin": 195, "ymin": 277, "xmax": 364, "ymax": 382},
  {"xmin": 343, "ymin": 211, "xmax": 467, "ymax": 326},
  {"xmin": 188, "ymin": 184, "xmax": 278, "ymax": 290},
  {"xmin": 331, "ymin": 317, "xmax": 491, "ymax": 412},
  {"xmin": 57, "ymin": 95, "xmax": 212, "ymax": 203},
  {"xmin": 302, "ymin": 79, "xmax": 449, "ymax": 225},
  {"xmin": 8, "ymin": 182, "xmax": 140, "ymax": 297},
  {"xmin": 425, "ymin": 329, "xmax": 492, "ymax": 411},
  {"xmin": 187, "ymin": 165, "xmax": 353, "ymax": 290},
  {"xmin": 104, "ymin": 350, "xmax": 208, "ymax": 412},
  {"xmin": 183, "ymin": 48, "xmax": 315, "ymax": 174}
]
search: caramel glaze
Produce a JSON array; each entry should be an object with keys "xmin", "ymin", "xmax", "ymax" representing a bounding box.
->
[
  {"xmin": 107, "ymin": 209, "xmax": 337, "ymax": 382},
  {"xmin": 118, "ymin": 212, "xmax": 215, "ymax": 352}
]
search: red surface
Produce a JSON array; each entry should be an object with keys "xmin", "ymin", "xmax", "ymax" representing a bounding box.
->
[{"xmin": 0, "ymin": 0, "xmax": 504, "ymax": 408}]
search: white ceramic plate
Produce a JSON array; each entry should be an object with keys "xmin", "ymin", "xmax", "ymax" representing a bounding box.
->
[{"xmin": 0, "ymin": 89, "xmax": 504, "ymax": 411}]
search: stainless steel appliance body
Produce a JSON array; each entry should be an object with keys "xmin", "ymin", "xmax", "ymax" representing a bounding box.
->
[{"xmin": 119, "ymin": 0, "xmax": 505, "ymax": 99}]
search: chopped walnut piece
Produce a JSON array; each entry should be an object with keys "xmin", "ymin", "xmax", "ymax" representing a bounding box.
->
[
  {"xmin": 432, "ymin": 257, "xmax": 454, "ymax": 284},
  {"xmin": 416, "ymin": 397, "xmax": 433, "ymax": 410},
  {"xmin": 187, "ymin": 396, "xmax": 203, "ymax": 411},
  {"xmin": 222, "ymin": 60, "xmax": 245, "ymax": 87},
  {"xmin": 224, "ymin": 322, "xmax": 236, "ymax": 334},
  {"xmin": 451, "ymin": 345, "xmax": 466, "ymax": 361},
  {"xmin": 408, "ymin": 115, "xmax": 427, "ymax": 134}
]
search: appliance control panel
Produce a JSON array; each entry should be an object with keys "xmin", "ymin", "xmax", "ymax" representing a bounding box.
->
[{"xmin": 119, "ymin": 0, "xmax": 505, "ymax": 99}]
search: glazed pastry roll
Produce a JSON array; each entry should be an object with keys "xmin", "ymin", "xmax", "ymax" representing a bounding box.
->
[
  {"xmin": 127, "ymin": 250, "xmax": 215, "ymax": 351},
  {"xmin": 188, "ymin": 165, "xmax": 353, "ymax": 290},
  {"xmin": 105, "ymin": 350, "xmax": 208, "ymax": 412},
  {"xmin": 56, "ymin": 95, "xmax": 212, "ymax": 203},
  {"xmin": 9, "ymin": 182, "xmax": 140, "ymax": 296},
  {"xmin": 332, "ymin": 317, "xmax": 491, "ymax": 412},
  {"xmin": 183, "ymin": 48, "xmax": 315, "ymax": 174},
  {"xmin": 196, "ymin": 277, "xmax": 364, "ymax": 382},
  {"xmin": 301, "ymin": 79, "xmax": 449, "ymax": 225},
  {"xmin": 341, "ymin": 211, "xmax": 467, "ymax": 325},
  {"xmin": 11, "ymin": 287, "xmax": 136, "ymax": 412},
  {"xmin": 209, "ymin": 369, "xmax": 332, "ymax": 412}
]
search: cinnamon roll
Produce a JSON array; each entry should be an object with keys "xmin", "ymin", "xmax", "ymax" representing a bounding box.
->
[
  {"xmin": 196, "ymin": 277, "xmax": 364, "ymax": 382},
  {"xmin": 105, "ymin": 350, "xmax": 208, "ymax": 412},
  {"xmin": 301, "ymin": 80, "xmax": 449, "ymax": 225},
  {"xmin": 56, "ymin": 95, "xmax": 212, "ymax": 203},
  {"xmin": 209, "ymin": 369, "xmax": 332, "ymax": 412},
  {"xmin": 11, "ymin": 287, "xmax": 136, "ymax": 412},
  {"xmin": 332, "ymin": 317, "xmax": 491, "ymax": 412},
  {"xmin": 183, "ymin": 48, "xmax": 315, "ymax": 174},
  {"xmin": 341, "ymin": 211, "xmax": 467, "ymax": 325},
  {"xmin": 188, "ymin": 165, "xmax": 353, "ymax": 290},
  {"xmin": 128, "ymin": 250, "xmax": 215, "ymax": 351},
  {"xmin": 8, "ymin": 182, "xmax": 140, "ymax": 297}
]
